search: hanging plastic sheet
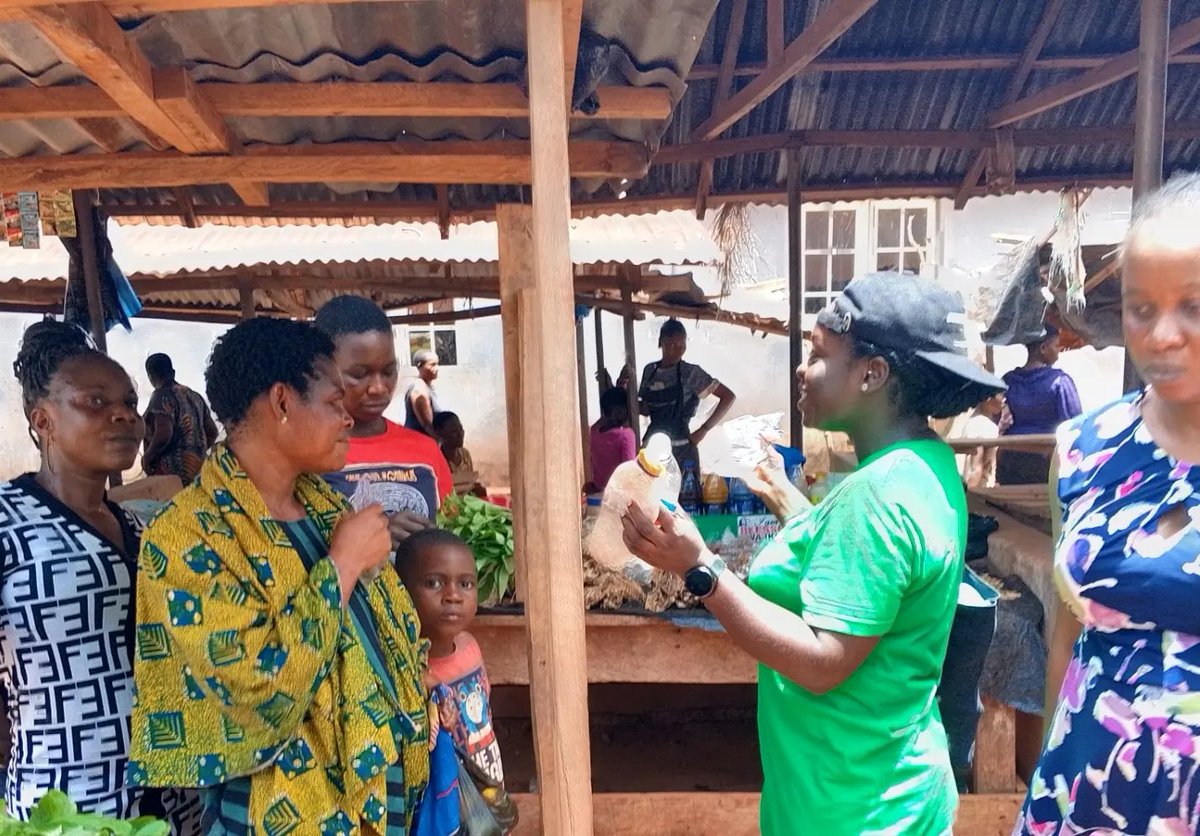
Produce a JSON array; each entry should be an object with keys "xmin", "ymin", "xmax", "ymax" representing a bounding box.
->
[
  {"xmin": 60, "ymin": 208, "xmax": 142, "ymax": 334},
  {"xmin": 980, "ymin": 239, "xmax": 1049, "ymax": 347}
]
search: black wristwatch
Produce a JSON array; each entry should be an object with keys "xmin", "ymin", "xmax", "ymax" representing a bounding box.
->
[{"xmin": 684, "ymin": 557, "xmax": 727, "ymax": 600}]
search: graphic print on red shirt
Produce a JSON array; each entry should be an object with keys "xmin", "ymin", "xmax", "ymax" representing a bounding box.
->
[{"xmin": 428, "ymin": 632, "xmax": 505, "ymax": 784}]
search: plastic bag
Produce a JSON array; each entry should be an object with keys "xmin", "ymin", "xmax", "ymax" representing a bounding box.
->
[
  {"xmin": 704, "ymin": 414, "xmax": 784, "ymax": 480},
  {"xmin": 457, "ymin": 748, "xmax": 518, "ymax": 836}
]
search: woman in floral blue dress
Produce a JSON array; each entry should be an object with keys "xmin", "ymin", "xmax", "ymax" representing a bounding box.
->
[{"xmin": 1017, "ymin": 173, "xmax": 1200, "ymax": 835}]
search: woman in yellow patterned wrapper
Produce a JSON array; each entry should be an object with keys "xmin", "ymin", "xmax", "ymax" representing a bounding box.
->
[{"xmin": 127, "ymin": 317, "xmax": 431, "ymax": 834}]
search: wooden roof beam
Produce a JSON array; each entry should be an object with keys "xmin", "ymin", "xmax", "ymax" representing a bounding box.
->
[
  {"xmin": 686, "ymin": 50, "xmax": 1200, "ymax": 79},
  {"xmin": 19, "ymin": 6, "xmax": 269, "ymax": 202},
  {"xmin": 0, "ymin": 140, "xmax": 649, "ymax": 190},
  {"xmin": 20, "ymin": 5, "xmax": 200, "ymax": 151},
  {"xmin": 695, "ymin": 0, "xmax": 750, "ymax": 218},
  {"xmin": 654, "ymin": 123, "xmax": 1200, "ymax": 165},
  {"xmin": 0, "ymin": 82, "xmax": 673, "ymax": 122},
  {"xmin": 436, "ymin": 185, "xmax": 451, "ymax": 239},
  {"xmin": 989, "ymin": 14, "xmax": 1200, "ymax": 128},
  {"xmin": 956, "ymin": 0, "xmax": 1065, "ymax": 208},
  {"xmin": 693, "ymin": 0, "xmax": 880, "ymax": 140},
  {"xmin": 1, "ymin": 0, "xmax": 430, "ymax": 16},
  {"xmin": 695, "ymin": 0, "xmax": 751, "ymax": 219},
  {"xmin": 765, "ymin": 0, "xmax": 784, "ymax": 66}
]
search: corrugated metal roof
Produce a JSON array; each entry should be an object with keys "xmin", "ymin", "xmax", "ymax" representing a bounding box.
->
[
  {"xmin": 641, "ymin": 0, "xmax": 1200, "ymax": 202},
  {"xmin": 0, "ymin": 210, "xmax": 719, "ymax": 282},
  {"xmin": 0, "ymin": 0, "xmax": 718, "ymax": 207},
  {"xmin": 5, "ymin": 0, "xmax": 1199, "ymax": 220}
]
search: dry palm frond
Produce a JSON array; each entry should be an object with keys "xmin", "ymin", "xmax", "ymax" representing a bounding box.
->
[
  {"xmin": 1049, "ymin": 189, "xmax": 1087, "ymax": 311},
  {"xmin": 711, "ymin": 203, "xmax": 766, "ymax": 295}
]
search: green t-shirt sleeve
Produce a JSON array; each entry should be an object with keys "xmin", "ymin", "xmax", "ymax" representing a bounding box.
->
[{"xmin": 798, "ymin": 470, "xmax": 917, "ymax": 637}]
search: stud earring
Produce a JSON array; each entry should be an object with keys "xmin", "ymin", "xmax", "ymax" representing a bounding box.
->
[
  {"xmin": 861, "ymin": 382, "xmax": 870, "ymax": 392},
  {"xmin": 281, "ymin": 414, "xmax": 289, "ymax": 424}
]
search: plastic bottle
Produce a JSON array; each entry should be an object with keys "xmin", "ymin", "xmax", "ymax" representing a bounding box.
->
[
  {"xmin": 809, "ymin": 471, "xmax": 830, "ymax": 504},
  {"xmin": 701, "ymin": 473, "xmax": 729, "ymax": 515},
  {"xmin": 728, "ymin": 477, "xmax": 755, "ymax": 516},
  {"xmin": 679, "ymin": 460, "xmax": 702, "ymax": 515},
  {"xmin": 585, "ymin": 434, "xmax": 680, "ymax": 569}
]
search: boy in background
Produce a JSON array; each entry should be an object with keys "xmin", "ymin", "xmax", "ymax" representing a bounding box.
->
[
  {"xmin": 397, "ymin": 530, "xmax": 506, "ymax": 786},
  {"xmin": 432, "ymin": 411, "xmax": 486, "ymax": 498}
]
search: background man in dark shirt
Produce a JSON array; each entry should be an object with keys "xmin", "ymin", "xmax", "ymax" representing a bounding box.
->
[{"xmin": 143, "ymin": 352, "xmax": 218, "ymax": 483}]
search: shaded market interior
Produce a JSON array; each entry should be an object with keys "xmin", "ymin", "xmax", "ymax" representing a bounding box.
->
[{"xmin": 2, "ymin": 0, "xmax": 1197, "ymax": 831}]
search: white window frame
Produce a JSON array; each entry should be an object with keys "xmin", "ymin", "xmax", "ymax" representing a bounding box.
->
[
  {"xmin": 799, "ymin": 198, "xmax": 939, "ymax": 329},
  {"xmin": 403, "ymin": 299, "xmax": 459, "ymax": 367}
]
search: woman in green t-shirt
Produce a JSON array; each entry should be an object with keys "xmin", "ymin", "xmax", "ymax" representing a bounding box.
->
[{"xmin": 622, "ymin": 273, "xmax": 1005, "ymax": 836}]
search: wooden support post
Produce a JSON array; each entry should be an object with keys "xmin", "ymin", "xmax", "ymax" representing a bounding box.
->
[
  {"xmin": 786, "ymin": 150, "xmax": 804, "ymax": 452},
  {"xmin": 594, "ymin": 308, "xmax": 607, "ymax": 400},
  {"xmin": 576, "ymin": 316, "xmax": 592, "ymax": 484},
  {"xmin": 514, "ymin": 0, "xmax": 593, "ymax": 830},
  {"xmin": 72, "ymin": 190, "xmax": 107, "ymax": 352},
  {"xmin": 239, "ymin": 283, "xmax": 256, "ymax": 320},
  {"xmin": 621, "ymin": 283, "xmax": 640, "ymax": 447},
  {"xmin": 1127, "ymin": 0, "xmax": 1170, "ymax": 394},
  {"xmin": 974, "ymin": 695, "xmax": 1018, "ymax": 793}
]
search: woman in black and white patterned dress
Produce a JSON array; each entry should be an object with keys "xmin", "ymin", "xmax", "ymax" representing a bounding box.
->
[{"xmin": 0, "ymin": 320, "xmax": 199, "ymax": 830}]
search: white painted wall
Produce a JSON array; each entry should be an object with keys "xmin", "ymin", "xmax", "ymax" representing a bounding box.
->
[{"xmin": 0, "ymin": 188, "xmax": 1137, "ymax": 485}]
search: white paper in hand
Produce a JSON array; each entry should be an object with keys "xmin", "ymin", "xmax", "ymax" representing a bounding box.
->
[{"xmin": 704, "ymin": 413, "xmax": 784, "ymax": 480}]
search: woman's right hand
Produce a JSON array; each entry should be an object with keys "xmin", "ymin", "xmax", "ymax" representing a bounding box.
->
[
  {"xmin": 744, "ymin": 445, "xmax": 810, "ymax": 524},
  {"xmin": 329, "ymin": 504, "xmax": 392, "ymax": 600}
]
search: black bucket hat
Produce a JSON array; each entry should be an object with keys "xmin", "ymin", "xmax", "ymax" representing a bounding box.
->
[{"xmin": 816, "ymin": 273, "xmax": 1006, "ymax": 392}]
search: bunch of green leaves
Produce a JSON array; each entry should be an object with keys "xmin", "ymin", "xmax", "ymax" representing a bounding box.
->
[
  {"xmin": 0, "ymin": 791, "xmax": 167, "ymax": 836},
  {"xmin": 437, "ymin": 493, "xmax": 515, "ymax": 606}
]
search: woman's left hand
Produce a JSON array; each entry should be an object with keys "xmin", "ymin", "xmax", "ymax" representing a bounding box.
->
[
  {"xmin": 621, "ymin": 502, "xmax": 707, "ymax": 577},
  {"xmin": 688, "ymin": 428, "xmax": 708, "ymax": 446}
]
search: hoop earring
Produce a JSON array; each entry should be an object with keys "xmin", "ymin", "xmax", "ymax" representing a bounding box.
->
[{"xmin": 860, "ymin": 382, "xmax": 870, "ymax": 392}]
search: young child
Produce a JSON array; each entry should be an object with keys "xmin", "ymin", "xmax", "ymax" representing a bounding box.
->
[
  {"xmin": 432, "ymin": 411, "xmax": 486, "ymax": 497},
  {"xmin": 396, "ymin": 529, "xmax": 506, "ymax": 787}
]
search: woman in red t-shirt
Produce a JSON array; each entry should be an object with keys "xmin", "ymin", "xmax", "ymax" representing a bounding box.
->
[{"xmin": 314, "ymin": 296, "xmax": 453, "ymax": 545}]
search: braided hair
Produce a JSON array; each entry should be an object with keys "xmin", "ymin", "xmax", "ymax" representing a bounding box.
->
[{"xmin": 13, "ymin": 319, "xmax": 101, "ymax": 417}]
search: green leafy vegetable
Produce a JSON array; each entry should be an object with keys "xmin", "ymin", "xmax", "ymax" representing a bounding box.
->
[
  {"xmin": 437, "ymin": 494, "xmax": 515, "ymax": 606},
  {"xmin": 0, "ymin": 791, "xmax": 168, "ymax": 835}
]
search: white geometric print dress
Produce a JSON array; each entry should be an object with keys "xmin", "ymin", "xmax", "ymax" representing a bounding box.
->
[{"xmin": 0, "ymin": 475, "xmax": 200, "ymax": 831}]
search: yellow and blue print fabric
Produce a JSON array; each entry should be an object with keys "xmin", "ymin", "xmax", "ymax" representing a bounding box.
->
[{"xmin": 128, "ymin": 444, "xmax": 430, "ymax": 834}]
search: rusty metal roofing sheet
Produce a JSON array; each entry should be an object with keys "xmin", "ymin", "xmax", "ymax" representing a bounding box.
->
[{"xmin": 638, "ymin": 0, "xmax": 1200, "ymax": 202}]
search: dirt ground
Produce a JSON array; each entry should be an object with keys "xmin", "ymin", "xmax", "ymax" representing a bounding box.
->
[{"xmin": 491, "ymin": 684, "xmax": 763, "ymax": 793}]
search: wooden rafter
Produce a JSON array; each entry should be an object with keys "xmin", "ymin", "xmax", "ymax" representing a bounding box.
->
[
  {"xmin": 1, "ymin": 0, "xmax": 429, "ymax": 17},
  {"xmin": 765, "ymin": 0, "xmax": 784, "ymax": 66},
  {"xmin": 686, "ymin": 50, "xmax": 1200, "ymax": 79},
  {"xmin": 990, "ymin": 15, "xmax": 1200, "ymax": 128},
  {"xmin": 19, "ymin": 4, "xmax": 270, "ymax": 201},
  {"xmin": 436, "ymin": 185, "xmax": 451, "ymax": 239},
  {"xmin": 563, "ymin": 0, "xmax": 584, "ymax": 108},
  {"xmin": 0, "ymin": 83, "xmax": 672, "ymax": 123},
  {"xmin": 654, "ymin": 123, "xmax": 1200, "ymax": 165},
  {"xmin": 21, "ymin": 5, "xmax": 203, "ymax": 152},
  {"xmin": 693, "ymin": 0, "xmax": 880, "ymax": 140},
  {"xmin": 956, "ymin": 0, "xmax": 1066, "ymax": 208},
  {"xmin": 0, "ymin": 140, "xmax": 650, "ymax": 190},
  {"xmin": 695, "ymin": 0, "xmax": 751, "ymax": 219}
]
